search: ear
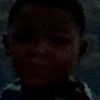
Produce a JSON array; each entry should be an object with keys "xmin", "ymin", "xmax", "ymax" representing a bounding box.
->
[
  {"xmin": 3, "ymin": 34, "xmax": 10, "ymax": 56},
  {"xmin": 78, "ymin": 38, "xmax": 88, "ymax": 58}
]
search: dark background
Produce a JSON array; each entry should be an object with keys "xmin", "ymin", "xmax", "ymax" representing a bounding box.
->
[{"xmin": 0, "ymin": 0, "xmax": 100, "ymax": 98}]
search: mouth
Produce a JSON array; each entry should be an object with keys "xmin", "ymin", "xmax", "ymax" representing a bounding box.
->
[
  {"xmin": 31, "ymin": 58, "xmax": 50, "ymax": 66},
  {"xmin": 20, "ymin": 58, "xmax": 51, "ymax": 79},
  {"xmin": 27, "ymin": 58, "xmax": 52, "ymax": 71}
]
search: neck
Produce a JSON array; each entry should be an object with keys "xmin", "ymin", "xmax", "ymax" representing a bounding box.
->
[
  {"xmin": 21, "ymin": 73, "xmax": 69, "ymax": 88},
  {"xmin": 21, "ymin": 83, "xmax": 69, "ymax": 100},
  {"xmin": 20, "ymin": 74, "xmax": 70, "ymax": 100},
  {"xmin": 21, "ymin": 83, "xmax": 65, "ymax": 100}
]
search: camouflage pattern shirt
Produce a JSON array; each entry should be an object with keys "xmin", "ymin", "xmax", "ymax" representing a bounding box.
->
[{"xmin": 0, "ymin": 76, "xmax": 97, "ymax": 100}]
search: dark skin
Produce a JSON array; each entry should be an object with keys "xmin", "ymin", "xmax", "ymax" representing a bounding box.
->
[{"xmin": 3, "ymin": 4, "xmax": 86, "ymax": 87}]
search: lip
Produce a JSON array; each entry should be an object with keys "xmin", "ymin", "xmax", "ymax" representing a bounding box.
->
[
  {"xmin": 26, "ymin": 58, "xmax": 51, "ymax": 72},
  {"xmin": 33, "ymin": 63, "xmax": 50, "ymax": 77},
  {"xmin": 30, "ymin": 58, "xmax": 50, "ymax": 65}
]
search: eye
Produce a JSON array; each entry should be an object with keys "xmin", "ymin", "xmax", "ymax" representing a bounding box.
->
[
  {"xmin": 14, "ymin": 31, "xmax": 36, "ymax": 44},
  {"xmin": 18, "ymin": 33, "xmax": 31, "ymax": 43},
  {"xmin": 49, "ymin": 35, "xmax": 72, "ymax": 45}
]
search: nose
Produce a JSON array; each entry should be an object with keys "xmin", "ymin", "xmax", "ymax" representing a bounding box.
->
[{"xmin": 31, "ymin": 39, "xmax": 50, "ymax": 54}]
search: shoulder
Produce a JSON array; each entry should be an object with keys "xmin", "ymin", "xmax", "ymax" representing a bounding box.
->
[
  {"xmin": 0, "ymin": 77, "xmax": 99, "ymax": 100},
  {"xmin": 64, "ymin": 76, "xmax": 98, "ymax": 100},
  {"xmin": 0, "ymin": 78, "xmax": 21, "ymax": 100}
]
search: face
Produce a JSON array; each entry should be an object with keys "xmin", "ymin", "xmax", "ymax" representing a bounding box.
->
[{"xmin": 5, "ymin": 4, "xmax": 82, "ymax": 86}]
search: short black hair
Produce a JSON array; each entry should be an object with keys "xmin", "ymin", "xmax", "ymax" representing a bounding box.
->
[{"xmin": 7, "ymin": 0, "xmax": 85, "ymax": 36}]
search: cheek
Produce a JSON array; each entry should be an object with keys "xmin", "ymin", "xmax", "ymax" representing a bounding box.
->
[
  {"xmin": 55, "ymin": 45, "xmax": 79, "ymax": 67},
  {"xmin": 53, "ymin": 48, "xmax": 71, "ymax": 67},
  {"xmin": 56, "ymin": 46, "xmax": 73, "ymax": 59},
  {"xmin": 9, "ymin": 44, "xmax": 27, "ymax": 58}
]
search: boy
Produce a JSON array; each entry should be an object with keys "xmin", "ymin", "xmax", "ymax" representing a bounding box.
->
[{"xmin": 1, "ymin": 0, "xmax": 95, "ymax": 100}]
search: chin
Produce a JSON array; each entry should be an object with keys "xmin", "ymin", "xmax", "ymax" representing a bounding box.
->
[{"xmin": 21, "ymin": 76, "xmax": 50, "ymax": 87}]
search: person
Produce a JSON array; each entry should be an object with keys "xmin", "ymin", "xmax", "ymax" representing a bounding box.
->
[{"xmin": 0, "ymin": 0, "xmax": 96, "ymax": 100}]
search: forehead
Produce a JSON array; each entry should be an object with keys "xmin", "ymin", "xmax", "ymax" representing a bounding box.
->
[
  {"xmin": 10, "ymin": 4, "xmax": 80, "ymax": 36},
  {"xmin": 16, "ymin": 4, "xmax": 71, "ymax": 22},
  {"xmin": 15, "ymin": 5, "xmax": 76, "ymax": 24}
]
